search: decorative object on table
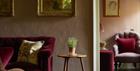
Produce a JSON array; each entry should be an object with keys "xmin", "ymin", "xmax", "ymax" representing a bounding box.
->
[
  {"xmin": 100, "ymin": 41, "xmax": 107, "ymax": 50},
  {"xmin": 67, "ymin": 37, "xmax": 78, "ymax": 56},
  {"xmin": 0, "ymin": 0, "xmax": 14, "ymax": 16},
  {"xmin": 37, "ymin": 0, "xmax": 75, "ymax": 16},
  {"xmin": 103, "ymin": 0, "xmax": 120, "ymax": 17}
]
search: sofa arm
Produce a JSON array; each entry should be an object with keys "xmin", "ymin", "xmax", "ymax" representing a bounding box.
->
[
  {"xmin": 37, "ymin": 37, "xmax": 55, "ymax": 71},
  {"xmin": 113, "ymin": 44, "xmax": 119, "ymax": 56},
  {"xmin": 0, "ymin": 47, "xmax": 14, "ymax": 68},
  {"xmin": 100, "ymin": 50, "xmax": 114, "ymax": 71},
  {"xmin": 37, "ymin": 46, "xmax": 54, "ymax": 71},
  {"xmin": 39, "ymin": 49, "xmax": 52, "ymax": 57}
]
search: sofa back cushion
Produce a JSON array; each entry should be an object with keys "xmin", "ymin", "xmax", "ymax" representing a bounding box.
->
[
  {"xmin": 17, "ymin": 40, "xmax": 44, "ymax": 65},
  {"xmin": 117, "ymin": 38, "xmax": 136, "ymax": 53},
  {"xmin": 0, "ymin": 36, "xmax": 55, "ymax": 63},
  {"xmin": 117, "ymin": 32, "xmax": 139, "ymax": 47}
]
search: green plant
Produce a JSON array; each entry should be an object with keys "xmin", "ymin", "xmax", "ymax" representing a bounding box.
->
[{"xmin": 67, "ymin": 37, "xmax": 78, "ymax": 48}]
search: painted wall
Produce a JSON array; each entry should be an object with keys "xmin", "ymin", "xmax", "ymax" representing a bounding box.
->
[
  {"xmin": 100, "ymin": 0, "xmax": 140, "ymax": 46},
  {"xmin": 0, "ymin": 0, "xmax": 93, "ymax": 71}
]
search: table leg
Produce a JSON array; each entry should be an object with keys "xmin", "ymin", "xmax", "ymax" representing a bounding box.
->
[
  {"xmin": 63, "ymin": 58, "xmax": 67, "ymax": 71},
  {"xmin": 66, "ymin": 58, "xmax": 69, "ymax": 71},
  {"xmin": 80, "ymin": 58, "xmax": 85, "ymax": 71},
  {"xmin": 63, "ymin": 58, "xmax": 69, "ymax": 71}
]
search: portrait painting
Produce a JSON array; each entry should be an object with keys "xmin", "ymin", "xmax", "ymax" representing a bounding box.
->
[{"xmin": 104, "ymin": 0, "xmax": 119, "ymax": 17}]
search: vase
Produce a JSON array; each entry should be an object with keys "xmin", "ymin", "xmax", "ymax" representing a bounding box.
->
[{"xmin": 69, "ymin": 47, "xmax": 76, "ymax": 56}]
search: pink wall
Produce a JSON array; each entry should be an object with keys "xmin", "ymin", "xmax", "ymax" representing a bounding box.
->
[{"xmin": 100, "ymin": 0, "xmax": 140, "ymax": 41}]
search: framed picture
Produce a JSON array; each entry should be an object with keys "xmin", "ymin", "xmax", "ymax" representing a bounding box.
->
[
  {"xmin": 0, "ymin": 0, "xmax": 14, "ymax": 16},
  {"xmin": 103, "ymin": 0, "xmax": 119, "ymax": 17},
  {"xmin": 37, "ymin": 0, "xmax": 75, "ymax": 16}
]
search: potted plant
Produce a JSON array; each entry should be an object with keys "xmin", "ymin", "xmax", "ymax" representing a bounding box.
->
[{"xmin": 67, "ymin": 37, "xmax": 78, "ymax": 56}]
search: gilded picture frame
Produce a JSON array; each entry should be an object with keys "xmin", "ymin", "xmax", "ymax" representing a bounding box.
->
[
  {"xmin": 0, "ymin": 0, "xmax": 14, "ymax": 16},
  {"xmin": 103, "ymin": 0, "xmax": 119, "ymax": 17},
  {"xmin": 37, "ymin": 0, "xmax": 75, "ymax": 16}
]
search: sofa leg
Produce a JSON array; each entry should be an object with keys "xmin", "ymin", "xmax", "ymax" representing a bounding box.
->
[
  {"xmin": 114, "ymin": 62, "xmax": 118, "ymax": 71},
  {"xmin": 118, "ymin": 62, "xmax": 121, "ymax": 68},
  {"xmin": 133, "ymin": 63, "xmax": 137, "ymax": 68}
]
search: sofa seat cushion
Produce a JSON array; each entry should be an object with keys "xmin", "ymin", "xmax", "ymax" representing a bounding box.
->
[
  {"xmin": 0, "ymin": 47, "xmax": 14, "ymax": 67},
  {"xmin": 116, "ymin": 52, "xmax": 140, "ymax": 63},
  {"xmin": 116, "ymin": 52, "xmax": 140, "ymax": 57},
  {"xmin": 6, "ymin": 62, "xmax": 41, "ymax": 71}
]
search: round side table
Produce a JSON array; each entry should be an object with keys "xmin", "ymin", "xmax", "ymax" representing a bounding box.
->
[{"xmin": 58, "ymin": 54, "xmax": 87, "ymax": 71}]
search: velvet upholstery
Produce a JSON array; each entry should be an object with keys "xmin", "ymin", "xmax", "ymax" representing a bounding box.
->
[
  {"xmin": 113, "ymin": 31, "xmax": 140, "ymax": 70},
  {"xmin": 117, "ymin": 38, "xmax": 136, "ymax": 53},
  {"xmin": 0, "ymin": 47, "xmax": 14, "ymax": 67},
  {"xmin": 0, "ymin": 36, "xmax": 55, "ymax": 71},
  {"xmin": 100, "ymin": 50, "xmax": 114, "ymax": 71}
]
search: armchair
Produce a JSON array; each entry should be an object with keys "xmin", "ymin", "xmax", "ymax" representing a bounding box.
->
[{"xmin": 113, "ymin": 31, "xmax": 140, "ymax": 70}]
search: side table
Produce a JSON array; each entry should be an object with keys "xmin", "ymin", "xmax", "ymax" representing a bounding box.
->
[{"xmin": 58, "ymin": 54, "xmax": 87, "ymax": 71}]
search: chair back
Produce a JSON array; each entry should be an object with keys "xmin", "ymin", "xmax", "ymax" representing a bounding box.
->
[
  {"xmin": 115, "ymin": 31, "xmax": 139, "ymax": 47},
  {"xmin": 115, "ymin": 31, "xmax": 140, "ymax": 53}
]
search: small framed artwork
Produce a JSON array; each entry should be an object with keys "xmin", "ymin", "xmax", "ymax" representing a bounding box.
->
[
  {"xmin": 0, "ymin": 0, "xmax": 14, "ymax": 16},
  {"xmin": 103, "ymin": 0, "xmax": 120, "ymax": 17},
  {"xmin": 37, "ymin": 0, "xmax": 75, "ymax": 16}
]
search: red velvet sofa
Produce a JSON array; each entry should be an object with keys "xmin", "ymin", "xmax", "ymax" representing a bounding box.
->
[
  {"xmin": 0, "ymin": 36, "xmax": 55, "ymax": 71},
  {"xmin": 100, "ymin": 50, "xmax": 114, "ymax": 71}
]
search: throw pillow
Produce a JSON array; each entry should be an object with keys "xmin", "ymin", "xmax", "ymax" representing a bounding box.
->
[
  {"xmin": 117, "ymin": 38, "xmax": 136, "ymax": 53},
  {"xmin": 17, "ymin": 40, "xmax": 44, "ymax": 65}
]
